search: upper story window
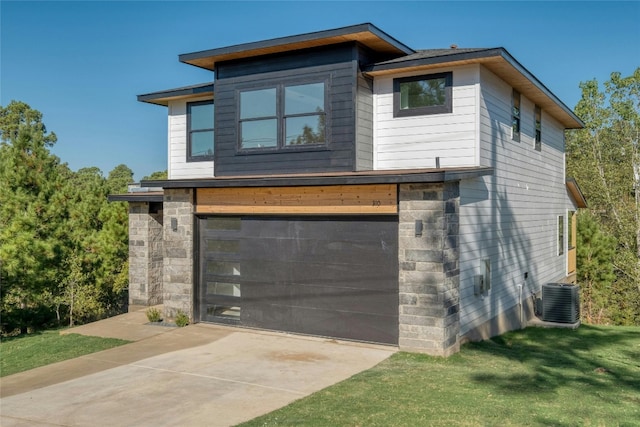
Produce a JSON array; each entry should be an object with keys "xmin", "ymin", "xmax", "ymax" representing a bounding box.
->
[
  {"xmin": 534, "ymin": 104, "xmax": 542, "ymax": 151},
  {"xmin": 393, "ymin": 72, "xmax": 452, "ymax": 117},
  {"xmin": 512, "ymin": 89, "xmax": 521, "ymax": 142},
  {"xmin": 188, "ymin": 100, "xmax": 214, "ymax": 161},
  {"xmin": 239, "ymin": 81, "xmax": 326, "ymax": 151}
]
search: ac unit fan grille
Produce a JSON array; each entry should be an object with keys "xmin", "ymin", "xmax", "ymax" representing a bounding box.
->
[{"xmin": 542, "ymin": 283, "xmax": 580, "ymax": 323}]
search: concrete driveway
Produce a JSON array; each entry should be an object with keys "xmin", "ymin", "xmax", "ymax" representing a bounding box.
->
[{"xmin": 0, "ymin": 314, "xmax": 396, "ymax": 427}]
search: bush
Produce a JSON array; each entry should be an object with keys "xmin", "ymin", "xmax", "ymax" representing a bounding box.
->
[
  {"xmin": 145, "ymin": 307, "xmax": 162, "ymax": 323},
  {"xmin": 175, "ymin": 310, "xmax": 189, "ymax": 327}
]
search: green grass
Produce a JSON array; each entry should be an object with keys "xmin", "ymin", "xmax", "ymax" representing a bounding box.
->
[
  {"xmin": 0, "ymin": 330, "xmax": 129, "ymax": 377},
  {"xmin": 241, "ymin": 325, "xmax": 640, "ymax": 427}
]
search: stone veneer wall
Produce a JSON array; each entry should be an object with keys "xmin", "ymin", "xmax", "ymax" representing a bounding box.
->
[
  {"xmin": 163, "ymin": 189, "xmax": 194, "ymax": 319},
  {"xmin": 398, "ymin": 182, "xmax": 461, "ymax": 356},
  {"xmin": 128, "ymin": 202, "xmax": 163, "ymax": 307}
]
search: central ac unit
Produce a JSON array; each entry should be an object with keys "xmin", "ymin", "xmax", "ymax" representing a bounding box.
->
[{"xmin": 542, "ymin": 283, "xmax": 580, "ymax": 323}]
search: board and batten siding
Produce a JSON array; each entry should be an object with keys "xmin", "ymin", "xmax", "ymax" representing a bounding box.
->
[
  {"xmin": 373, "ymin": 65, "xmax": 480, "ymax": 170},
  {"xmin": 167, "ymin": 98, "xmax": 215, "ymax": 180},
  {"xmin": 458, "ymin": 65, "xmax": 570, "ymax": 336}
]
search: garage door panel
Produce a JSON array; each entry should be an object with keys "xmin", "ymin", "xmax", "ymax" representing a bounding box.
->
[
  {"xmin": 243, "ymin": 239, "xmax": 397, "ymax": 267},
  {"xmin": 240, "ymin": 217, "xmax": 397, "ymax": 242},
  {"xmin": 241, "ymin": 281, "xmax": 398, "ymax": 316},
  {"xmin": 243, "ymin": 303, "xmax": 398, "ymax": 344},
  {"xmin": 242, "ymin": 260, "xmax": 396, "ymax": 290}
]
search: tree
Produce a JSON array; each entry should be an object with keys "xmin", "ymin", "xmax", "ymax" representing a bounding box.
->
[
  {"xmin": 0, "ymin": 101, "xmax": 68, "ymax": 332},
  {"xmin": 566, "ymin": 68, "xmax": 640, "ymax": 325},
  {"xmin": 142, "ymin": 170, "xmax": 168, "ymax": 180}
]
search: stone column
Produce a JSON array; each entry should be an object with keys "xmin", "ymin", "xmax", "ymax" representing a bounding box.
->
[
  {"xmin": 128, "ymin": 202, "xmax": 163, "ymax": 308},
  {"xmin": 398, "ymin": 182, "xmax": 460, "ymax": 356},
  {"xmin": 163, "ymin": 189, "xmax": 194, "ymax": 320}
]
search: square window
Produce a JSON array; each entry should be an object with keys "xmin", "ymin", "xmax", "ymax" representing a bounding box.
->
[
  {"xmin": 393, "ymin": 72, "xmax": 452, "ymax": 117},
  {"xmin": 187, "ymin": 101, "xmax": 214, "ymax": 161}
]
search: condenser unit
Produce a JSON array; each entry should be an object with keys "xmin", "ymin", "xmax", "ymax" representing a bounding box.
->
[{"xmin": 542, "ymin": 283, "xmax": 580, "ymax": 323}]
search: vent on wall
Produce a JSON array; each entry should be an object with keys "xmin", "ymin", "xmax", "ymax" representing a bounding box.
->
[{"xmin": 542, "ymin": 283, "xmax": 580, "ymax": 323}]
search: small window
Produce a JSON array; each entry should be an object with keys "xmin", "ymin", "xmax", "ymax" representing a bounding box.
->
[
  {"xmin": 187, "ymin": 101, "xmax": 214, "ymax": 161},
  {"xmin": 239, "ymin": 88, "xmax": 277, "ymax": 149},
  {"xmin": 512, "ymin": 90, "xmax": 521, "ymax": 142},
  {"xmin": 393, "ymin": 72, "xmax": 452, "ymax": 117},
  {"xmin": 284, "ymin": 83, "xmax": 325, "ymax": 146},
  {"xmin": 534, "ymin": 105, "xmax": 542, "ymax": 151},
  {"xmin": 558, "ymin": 215, "xmax": 564, "ymax": 256}
]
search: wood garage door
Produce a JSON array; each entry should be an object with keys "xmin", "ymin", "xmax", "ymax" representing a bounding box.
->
[{"xmin": 198, "ymin": 216, "xmax": 398, "ymax": 344}]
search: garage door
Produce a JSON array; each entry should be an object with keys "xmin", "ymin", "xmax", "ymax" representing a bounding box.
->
[{"xmin": 198, "ymin": 216, "xmax": 398, "ymax": 344}]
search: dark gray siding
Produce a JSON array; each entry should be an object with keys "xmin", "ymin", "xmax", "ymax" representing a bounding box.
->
[{"xmin": 213, "ymin": 43, "xmax": 378, "ymax": 176}]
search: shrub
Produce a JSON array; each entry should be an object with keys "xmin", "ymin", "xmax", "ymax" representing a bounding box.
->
[
  {"xmin": 145, "ymin": 307, "xmax": 162, "ymax": 323},
  {"xmin": 175, "ymin": 310, "xmax": 189, "ymax": 327}
]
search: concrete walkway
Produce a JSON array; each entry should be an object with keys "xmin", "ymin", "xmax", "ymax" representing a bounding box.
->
[{"xmin": 0, "ymin": 308, "xmax": 396, "ymax": 426}]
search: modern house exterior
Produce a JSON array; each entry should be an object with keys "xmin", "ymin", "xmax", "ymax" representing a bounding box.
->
[{"xmin": 112, "ymin": 23, "xmax": 586, "ymax": 356}]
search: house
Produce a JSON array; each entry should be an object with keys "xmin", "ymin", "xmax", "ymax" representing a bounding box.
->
[{"xmin": 111, "ymin": 23, "xmax": 586, "ymax": 356}]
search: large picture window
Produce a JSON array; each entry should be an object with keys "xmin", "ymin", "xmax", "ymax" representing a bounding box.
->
[
  {"xmin": 393, "ymin": 72, "xmax": 452, "ymax": 117},
  {"xmin": 188, "ymin": 100, "xmax": 214, "ymax": 161},
  {"xmin": 239, "ymin": 81, "xmax": 326, "ymax": 151}
]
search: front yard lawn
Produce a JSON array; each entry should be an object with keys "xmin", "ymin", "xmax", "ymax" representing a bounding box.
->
[
  {"xmin": 242, "ymin": 325, "xmax": 640, "ymax": 426},
  {"xmin": 1, "ymin": 330, "xmax": 129, "ymax": 377}
]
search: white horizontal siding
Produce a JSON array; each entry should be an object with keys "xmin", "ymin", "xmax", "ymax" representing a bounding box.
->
[
  {"xmin": 373, "ymin": 65, "xmax": 480, "ymax": 170},
  {"xmin": 168, "ymin": 98, "xmax": 214, "ymax": 180},
  {"xmin": 459, "ymin": 65, "xmax": 572, "ymax": 336}
]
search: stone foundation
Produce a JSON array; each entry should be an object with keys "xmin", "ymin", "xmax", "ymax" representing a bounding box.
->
[
  {"xmin": 398, "ymin": 182, "xmax": 460, "ymax": 356},
  {"xmin": 162, "ymin": 189, "xmax": 194, "ymax": 320},
  {"xmin": 128, "ymin": 202, "xmax": 163, "ymax": 308}
]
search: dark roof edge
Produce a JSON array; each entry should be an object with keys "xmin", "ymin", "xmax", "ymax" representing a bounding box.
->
[
  {"xmin": 137, "ymin": 83, "xmax": 214, "ymax": 105},
  {"xmin": 141, "ymin": 167, "xmax": 493, "ymax": 189},
  {"xmin": 108, "ymin": 193, "xmax": 164, "ymax": 203},
  {"xmin": 178, "ymin": 23, "xmax": 415, "ymax": 65},
  {"xmin": 366, "ymin": 47, "xmax": 583, "ymax": 128},
  {"xmin": 366, "ymin": 47, "xmax": 503, "ymax": 72}
]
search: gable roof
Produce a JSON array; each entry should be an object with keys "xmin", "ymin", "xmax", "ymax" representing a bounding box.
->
[
  {"xmin": 366, "ymin": 48, "xmax": 583, "ymax": 129},
  {"xmin": 179, "ymin": 23, "xmax": 414, "ymax": 71}
]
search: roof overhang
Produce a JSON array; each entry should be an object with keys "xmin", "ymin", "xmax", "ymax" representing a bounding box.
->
[
  {"xmin": 366, "ymin": 48, "xmax": 583, "ymax": 129},
  {"xmin": 566, "ymin": 177, "xmax": 588, "ymax": 208},
  {"xmin": 141, "ymin": 167, "xmax": 493, "ymax": 189},
  {"xmin": 179, "ymin": 23, "xmax": 415, "ymax": 71},
  {"xmin": 137, "ymin": 83, "xmax": 214, "ymax": 106}
]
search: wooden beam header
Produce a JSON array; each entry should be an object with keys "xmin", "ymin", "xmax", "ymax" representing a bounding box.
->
[{"xmin": 196, "ymin": 184, "xmax": 398, "ymax": 215}]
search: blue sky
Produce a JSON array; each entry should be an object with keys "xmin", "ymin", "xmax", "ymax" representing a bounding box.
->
[{"xmin": 2, "ymin": 1, "xmax": 639, "ymax": 180}]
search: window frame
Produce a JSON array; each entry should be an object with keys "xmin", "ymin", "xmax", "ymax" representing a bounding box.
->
[
  {"xmin": 393, "ymin": 72, "xmax": 453, "ymax": 118},
  {"xmin": 558, "ymin": 215, "xmax": 565, "ymax": 256},
  {"xmin": 512, "ymin": 89, "xmax": 521, "ymax": 142},
  {"xmin": 237, "ymin": 78, "xmax": 328, "ymax": 153},
  {"xmin": 534, "ymin": 104, "xmax": 542, "ymax": 151},
  {"xmin": 187, "ymin": 100, "xmax": 215, "ymax": 162}
]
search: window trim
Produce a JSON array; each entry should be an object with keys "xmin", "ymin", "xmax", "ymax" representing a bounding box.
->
[
  {"xmin": 534, "ymin": 104, "xmax": 542, "ymax": 151},
  {"xmin": 393, "ymin": 72, "xmax": 453, "ymax": 118},
  {"xmin": 512, "ymin": 89, "xmax": 521, "ymax": 142},
  {"xmin": 237, "ymin": 79, "xmax": 328, "ymax": 153},
  {"xmin": 187, "ymin": 100, "xmax": 215, "ymax": 162}
]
